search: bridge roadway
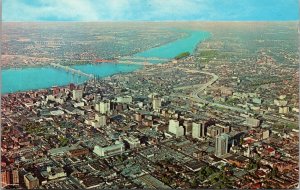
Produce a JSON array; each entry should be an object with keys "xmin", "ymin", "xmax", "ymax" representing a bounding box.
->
[
  {"xmin": 121, "ymin": 56, "xmax": 169, "ymax": 62},
  {"xmin": 117, "ymin": 60, "xmax": 152, "ymax": 65},
  {"xmin": 116, "ymin": 56, "xmax": 170, "ymax": 65},
  {"xmin": 50, "ymin": 63, "xmax": 94, "ymax": 78}
]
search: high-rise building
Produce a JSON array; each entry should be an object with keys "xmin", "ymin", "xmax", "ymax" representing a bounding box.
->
[
  {"xmin": 183, "ymin": 120, "xmax": 193, "ymax": 135},
  {"xmin": 99, "ymin": 101, "xmax": 110, "ymax": 114},
  {"xmin": 215, "ymin": 133, "xmax": 229, "ymax": 157},
  {"xmin": 1, "ymin": 171, "xmax": 10, "ymax": 187},
  {"xmin": 12, "ymin": 169, "xmax": 19, "ymax": 185},
  {"xmin": 95, "ymin": 114, "xmax": 106, "ymax": 127},
  {"xmin": 192, "ymin": 122, "xmax": 203, "ymax": 138},
  {"xmin": 176, "ymin": 126, "xmax": 185, "ymax": 137},
  {"xmin": 24, "ymin": 173, "xmax": 39, "ymax": 189},
  {"xmin": 168, "ymin": 119, "xmax": 185, "ymax": 137},
  {"xmin": 72, "ymin": 89, "xmax": 83, "ymax": 101},
  {"xmin": 168, "ymin": 120, "xmax": 179, "ymax": 134},
  {"xmin": 152, "ymin": 97, "xmax": 161, "ymax": 112}
]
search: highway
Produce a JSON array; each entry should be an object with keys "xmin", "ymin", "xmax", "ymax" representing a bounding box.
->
[{"xmin": 172, "ymin": 67, "xmax": 298, "ymax": 125}]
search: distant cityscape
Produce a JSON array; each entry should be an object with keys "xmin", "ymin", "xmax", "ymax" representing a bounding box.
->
[{"xmin": 1, "ymin": 22, "xmax": 299, "ymax": 189}]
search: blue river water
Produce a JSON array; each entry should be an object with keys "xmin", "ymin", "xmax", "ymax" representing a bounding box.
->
[{"xmin": 2, "ymin": 30, "xmax": 210, "ymax": 94}]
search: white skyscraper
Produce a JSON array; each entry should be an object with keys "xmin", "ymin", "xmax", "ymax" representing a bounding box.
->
[
  {"xmin": 168, "ymin": 119, "xmax": 185, "ymax": 137},
  {"xmin": 168, "ymin": 119, "xmax": 179, "ymax": 134},
  {"xmin": 99, "ymin": 101, "xmax": 110, "ymax": 114},
  {"xmin": 192, "ymin": 122, "xmax": 203, "ymax": 138},
  {"xmin": 152, "ymin": 97, "xmax": 161, "ymax": 112},
  {"xmin": 176, "ymin": 125, "xmax": 185, "ymax": 137}
]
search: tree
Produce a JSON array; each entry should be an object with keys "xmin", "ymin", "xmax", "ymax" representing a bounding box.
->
[{"xmin": 175, "ymin": 52, "xmax": 191, "ymax": 60}]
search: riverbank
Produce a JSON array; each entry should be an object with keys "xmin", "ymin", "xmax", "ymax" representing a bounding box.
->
[
  {"xmin": 2, "ymin": 29, "xmax": 210, "ymax": 94},
  {"xmin": 2, "ymin": 30, "xmax": 189, "ymax": 70}
]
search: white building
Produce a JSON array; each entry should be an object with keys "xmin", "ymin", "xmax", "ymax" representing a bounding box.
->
[
  {"xmin": 99, "ymin": 101, "xmax": 110, "ymax": 114},
  {"xmin": 95, "ymin": 114, "xmax": 106, "ymax": 127},
  {"xmin": 168, "ymin": 119, "xmax": 185, "ymax": 137},
  {"xmin": 116, "ymin": 96, "xmax": 132, "ymax": 104},
  {"xmin": 176, "ymin": 126, "xmax": 185, "ymax": 137},
  {"xmin": 152, "ymin": 97, "xmax": 162, "ymax": 112},
  {"xmin": 168, "ymin": 119, "xmax": 179, "ymax": 134},
  {"xmin": 72, "ymin": 89, "xmax": 83, "ymax": 101},
  {"xmin": 192, "ymin": 122, "xmax": 203, "ymax": 138},
  {"xmin": 124, "ymin": 137, "xmax": 140, "ymax": 148},
  {"xmin": 93, "ymin": 143, "xmax": 124, "ymax": 157},
  {"xmin": 279, "ymin": 106, "xmax": 289, "ymax": 114},
  {"xmin": 246, "ymin": 117, "xmax": 260, "ymax": 127},
  {"xmin": 215, "ymin": 134, "xmax": 229, "ymax": 157},
  {"xmin": 274, "ymin": 99, "xmax": 288, "ymax": 107}
]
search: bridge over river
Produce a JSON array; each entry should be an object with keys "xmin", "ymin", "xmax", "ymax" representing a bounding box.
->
[
  {"xmin": 50, "ymin": 63, "xmax": 94, "ymax": 78},
  {"xmin": 50, "ymin": 55, "xmax": 169, "ymax": 79},
  {"xmin": 117, "ymin": 56, "xmax": 170, "ymax": 65}
]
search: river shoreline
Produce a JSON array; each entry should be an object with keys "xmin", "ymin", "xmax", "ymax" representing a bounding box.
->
[
  {"xmin": 2, "ymin": 30, "xmax": 210, "ymax": 94},
  {"xmin": 2, "ymin": 30, "xmax": 189, "ymax": 70}
]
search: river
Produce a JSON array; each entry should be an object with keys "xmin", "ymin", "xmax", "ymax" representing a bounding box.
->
[{"xmin": 2, "ymin": 30, "xmax": 210, "ymax": 94}]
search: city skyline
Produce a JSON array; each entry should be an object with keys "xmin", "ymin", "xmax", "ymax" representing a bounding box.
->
[{"xmin": 1, "ymin": 1, "xmax": 299, "ymax": 189}]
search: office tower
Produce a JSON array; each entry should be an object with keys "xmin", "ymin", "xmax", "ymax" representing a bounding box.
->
[
  {"xmin": 168, "ymin": 119, "xmax": 179, "ymax": 134},
  {"xmin": 1, "ymin": 171, "xmax": 10, "ymax": 187},
  {"xmin": 215, "ymin": 133, "xmax": 229, "ymax": 157},
  {"xmin": 192, "ymin": 122, "xmax": 203, "ymax": 138},
  {"xmin": 12, "ymin": 169, "xmax": 19, "ymax": 185},
  {"xmin": 99, "ymin": 115, "xmax": 106, "ymax": 127},
  {"xmin": 99, "ymin": 101, "xmax": 110, "ymax": 114},
  {"xmin": 152, "ymin": 97, "xmax": 161, "ymax": 111},
  {"xmin": 176, "ymin": 125, "xmax": 185, "ymax": 137}
]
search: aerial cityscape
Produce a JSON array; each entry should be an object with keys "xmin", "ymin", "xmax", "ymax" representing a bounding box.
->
[{"xmin": 1, "ymin": 0, "xmax": 299, "ymax": 189}]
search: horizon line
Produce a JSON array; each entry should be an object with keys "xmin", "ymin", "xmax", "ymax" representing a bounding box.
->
[{"xmin": 3, "ymin": 20, "xmax": 299, "ymax": 23}]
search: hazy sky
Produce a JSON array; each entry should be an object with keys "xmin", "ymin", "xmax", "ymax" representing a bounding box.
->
[{"xmin": 3, "ymin": 0, "xmax": 299, "ymax": 21}]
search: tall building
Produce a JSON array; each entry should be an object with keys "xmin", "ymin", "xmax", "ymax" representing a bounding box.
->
[
  {"xmin": 1, "ymin": 171, "xmax": 10, "ymax": 187},
  {"xmin": 215, "ymin": 134, "xmax": 229, "ymax": 157},
  {"xmin": 72, "ymin": 89, "xmax": 83, "ymax": 101},
  {"xmin": 176, "ymin": 126, "xmax": 185, "ymax": 138},
  {"xmin": 24, "ymin": 173, "xmax": 39, "ymax": 189},
  {"xmin": 192, "ymin": 122, "xmax": 203, "ymax": 138},
  {"xmin": 168, "ymin": 119, "xmax": 185, "ymax": 137},
  {"xmin": 12, "ymin": 169, "xmax": 19, "ymax": 185},
  {"xmin": 168, "ymin": 120, "xmax": 179, "ymax": 134},
  {"xmin": 95, "ymin": 114, "xmax": 106, "ymax": 127},
  {"xmin": 152, "ymin": 97, "xmax": 161, "ymax": 112},
  {"xmin": 99, "ymin": 101, "xmax": 110, "ymax": 114}
]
